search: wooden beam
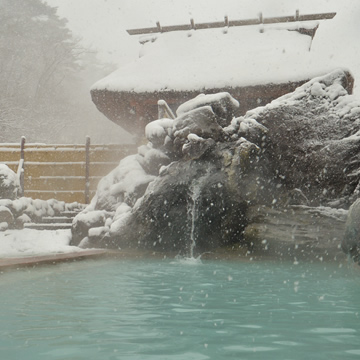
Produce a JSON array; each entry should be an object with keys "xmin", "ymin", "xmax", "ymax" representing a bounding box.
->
[{"xmin": 126, "ymin": 12, "xmax": 336, "ymax": 35}]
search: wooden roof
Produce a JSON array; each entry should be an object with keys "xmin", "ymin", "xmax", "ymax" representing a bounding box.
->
[{"xmin": 127, "ymin": 11, "xmax": 336, "ymax": 36}]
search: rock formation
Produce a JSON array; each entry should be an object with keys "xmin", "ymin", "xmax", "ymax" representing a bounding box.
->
[{"xmin": 73, "ymin": 70, "xmax": 360, "ymax": 261}]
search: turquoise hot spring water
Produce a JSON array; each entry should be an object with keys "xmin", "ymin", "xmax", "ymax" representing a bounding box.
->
[{"xmin": 0, "ymin": 257, "xmax": 360, "ymax": 359}]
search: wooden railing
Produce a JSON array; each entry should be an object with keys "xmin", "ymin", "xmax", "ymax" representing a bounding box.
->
[{"xmin": 0, "ymin": 138, "xmax": 137, "ymax": 204}]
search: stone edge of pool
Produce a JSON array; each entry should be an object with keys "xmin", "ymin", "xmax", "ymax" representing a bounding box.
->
[
  {"xmin": 0, "ymin": 250, "xmax": 112, "ymax": 270},
  {"xmin": 0, "ymin": 246, "xmax": 351, "ymax": 271}
]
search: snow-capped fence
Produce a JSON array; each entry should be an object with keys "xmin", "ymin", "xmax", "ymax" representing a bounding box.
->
[{"xmin": 0, "ymin": 138, "xmax": 136, "ymax": 204}]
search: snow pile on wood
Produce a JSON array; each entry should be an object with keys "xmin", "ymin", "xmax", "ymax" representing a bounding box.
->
[
  {"xmin": 90, "ymin": 2, "xmax": 360, "ymax": 97},
  {"xmin": 92, "ymin": 25, "xmax": 329, "ymax": 93}
]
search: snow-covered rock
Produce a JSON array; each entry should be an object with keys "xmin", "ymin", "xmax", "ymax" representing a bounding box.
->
[
  {"xmin": 71, "ymin": 210, "xmax": 110, "ymax": 246},
  {"xmin": 145, "ymin": 118, "xmax": 174, "ymax": 147},
  {"xmin": 173, "ymin": 106, "xmax": 223, "ymax": 140},
  {"xmin": 0, "ymin": 164, "xmax": 19, "ymax": 200},
  {"xmin": 182, "ymin": 134, "xmax": 216, "ymax": 160},
  {"xmin": 0, "ymin": 197, "xmax": 83, "ymax": 231},
  {"xmin": 176, "ymin": 92, "xmax": 239, "ymax": 127},
  {"xmin": 0, "ymin": 206, "xmax": 14, "ymax": 228},
  {"xmin": 245, "ymin": 68, "xmax": 357, "ymax": 207},
  {"xmin": 73, "ymin": 70, "xmax": 360, "ymax": 262}
]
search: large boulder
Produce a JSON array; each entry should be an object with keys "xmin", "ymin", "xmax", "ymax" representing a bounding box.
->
[
  {"xmin": 245, "ymin": 69, "xmax": 357, "ymax": 207},
  {"xmin": 176, "ymin": 92, "xmax": 240, "ymax": 127},
  {"xmin": 109, "ymin": 149, "xmax": 249, "ymax": 254}
]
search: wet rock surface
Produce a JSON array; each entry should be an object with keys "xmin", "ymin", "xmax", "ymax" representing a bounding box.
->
[
  {"xmin": 245, "ymin": 205, "xmax": 348, "ymax": 262},
  {"xmin": 73, "ymin": 70, "xmax": 360, "ymax": 261}
]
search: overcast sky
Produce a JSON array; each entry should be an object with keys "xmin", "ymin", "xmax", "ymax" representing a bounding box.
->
[{"xmin": 44, "ymin": 0, "xmax": 342, "ymax": 65}]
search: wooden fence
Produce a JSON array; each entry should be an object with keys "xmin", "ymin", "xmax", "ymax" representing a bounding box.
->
[{"xmin": 0, "ymin": 138, "xmax": 137, "ymax": 204}]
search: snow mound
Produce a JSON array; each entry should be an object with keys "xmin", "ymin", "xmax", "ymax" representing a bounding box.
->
[{"xmin": 0, "ymin": 229, "xmax": 80, "ymax": 258}]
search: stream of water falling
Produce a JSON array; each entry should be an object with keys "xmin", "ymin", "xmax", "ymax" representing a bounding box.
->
[{"xmin": 187, "ymin": 172, "xmax": 210, "ymax": 258}]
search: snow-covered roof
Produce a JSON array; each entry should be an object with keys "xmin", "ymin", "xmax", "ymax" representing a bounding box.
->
[{"xmin": 92, "ymin": 20, "xmax": 338, "ymax": 94}]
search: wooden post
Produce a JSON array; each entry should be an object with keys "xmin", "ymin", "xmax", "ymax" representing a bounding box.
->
[
  {"xmin": 85, "ymin": 136, "xmax": 90, "ymax": 204},
  {"xmin": 18, "ymin": 136, "xmax": 26, "ymax": 197}
]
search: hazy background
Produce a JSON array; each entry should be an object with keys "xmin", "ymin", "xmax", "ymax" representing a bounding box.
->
[
  {"xmin": 45, "ymin": 0, "xmax": 342, "ymax": 65},
  {"xmin": 2, "ymin": 0, "xmax": 358, "ymax": 144}
]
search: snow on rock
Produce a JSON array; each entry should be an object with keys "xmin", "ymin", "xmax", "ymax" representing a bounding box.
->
[
  {"xmin": 110, "ymin": 209, "xmax": 131, "ymax": 236},
  {"xmin": 0, "ymin": 223, "xmax": 8, "ymax": 231},
  {"xmin": 71, "ymin": 91, "xmax": 247, "ymax": 249},
  {"xmin": 173, "ymin": 106, "xmax": 223, "ymax": 140},
  {"xmin": 74, "ymin": 72, "xmax": 360, "ymax": 259},
  {"xmin": 138, "ymin": 147, "xmax": 171, "ymax": 176},
  {"xmin": 0, "ymin": 197, "xmax": 83, "ymax": 231},
  {"xmin": 224, "ymin": 117, "xmax": 268, "ymax": 144},
  {"xmin": 182, "ymin": 134, "xmax": 216, "ymax": 160},
  {"xmin": 176, "ymin": 92, "xmax": 239, "ymax": 127},
  {"xmin": 70, "ymin": 93, "xmax": 240, "ymax": 248},
  {"xmin": 0, "ymin": 164, "xmax": 19, "ymax": 200},
  {"xmin": 145, "ymin": 118, "xmax": 174, "ymax": 147},
  {"xmin": 243, "ymin": 68, "xmax": 360, "ymax": 208},
  {"xmin": 86, "ymin": 154, "xmax": 156, "ymax": 213},
  {"xmin": 0, "ymin": 229, "xmax": 80, "ymax": 258},
  {"xmin": 71, "ymin": 209, "xmax": 110, "ymax": 246},
  {"xmin": 0, "ymin": 206, "xmax": 14, "ymax": 229},
  {"xmin": 246, "ymin": 68, "xmax": 355, "ymax": 126},
  {"xmin": 71, "ymin": 148, "xmax": 160, "ymax": 246}
]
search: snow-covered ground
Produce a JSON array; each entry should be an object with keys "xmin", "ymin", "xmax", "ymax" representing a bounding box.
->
[{"xmin": 0, "ymin": 229, "xmax": 81, "ymax": 258}]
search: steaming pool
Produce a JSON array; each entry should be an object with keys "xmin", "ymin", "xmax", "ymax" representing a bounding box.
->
[{"xmin": 1, "ymin": 257, "xmax": 360, "ymax": 359}]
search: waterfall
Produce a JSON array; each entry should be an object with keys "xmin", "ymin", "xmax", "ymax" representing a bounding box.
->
[{"xmin": 187, "ymin": 171, "xmax": 210, "ymax": 258}]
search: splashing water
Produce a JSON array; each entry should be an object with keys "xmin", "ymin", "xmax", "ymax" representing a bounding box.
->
[{"xmin": 172, "ymin": 254, "xmax": 203, "ymax": 265}]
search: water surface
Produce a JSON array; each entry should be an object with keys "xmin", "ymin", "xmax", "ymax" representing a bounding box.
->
[{"xmin": 1, "ymin": 257, "xmax": 360, "ymax": 359}]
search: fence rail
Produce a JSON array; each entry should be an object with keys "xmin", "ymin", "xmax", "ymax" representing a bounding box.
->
[{"xmin": 0, "ymin": 138, "xmax": 136, "ymax": 204}]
